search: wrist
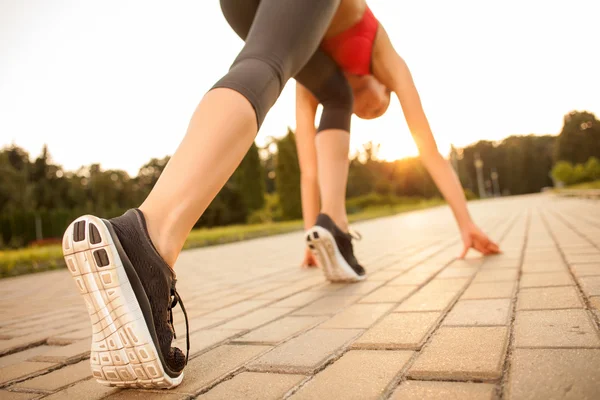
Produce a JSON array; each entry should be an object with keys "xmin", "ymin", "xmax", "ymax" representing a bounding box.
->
[{"xmin": 457, "ymin": 216, "xmax": 474, "ymax": 231}]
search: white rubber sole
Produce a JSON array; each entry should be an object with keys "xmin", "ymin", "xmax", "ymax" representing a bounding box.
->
[
  {"xmin": 306, "ymin": 226, "xmax": 365, "ymax": 283},
  {"xmin": 62, "ymin": 215, "xmax": 183, "ymax": 389}
]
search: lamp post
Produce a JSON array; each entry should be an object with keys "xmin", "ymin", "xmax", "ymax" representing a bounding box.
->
[
  {"xmin": 491, "ymin": 168, "xmax": 500, "ymax": 197},
  {"xmin": 474, "ymin": 153, "xmax": 486, "ymax": 199}
]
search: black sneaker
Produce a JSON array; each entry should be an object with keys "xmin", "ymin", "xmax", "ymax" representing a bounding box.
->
[
  {"xmin": 306, "ymin": 213, "xmax": 366, "ymax": 282},
  {"xmin": 62, "ymin": 209, "xmax": 189, "ymax": 389}
]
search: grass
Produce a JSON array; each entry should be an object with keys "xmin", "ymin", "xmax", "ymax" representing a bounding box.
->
[
  {"xmin": 565, "ymin": 180, "xmax": 600, "ymax": 190},
  {"xmin": 0, "ymin": 199, "xmax": 444, "ymax": 279}
]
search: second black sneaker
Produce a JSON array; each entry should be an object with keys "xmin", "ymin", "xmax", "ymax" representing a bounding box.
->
[{"xmin": 306, "ymin": 213, "xmax": 366, "ymax": 282}]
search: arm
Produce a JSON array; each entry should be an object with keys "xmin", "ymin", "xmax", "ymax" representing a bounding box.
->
[
  {"xmin": 371, "ymin": 26, "xmax": 499, "ymax": 257},
  {"xmin": 295, "ymin": 82, "xmax": 321, "ymax": 232}
]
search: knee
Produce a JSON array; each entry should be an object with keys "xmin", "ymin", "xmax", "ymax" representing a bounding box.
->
[
  {"xmin": 314, "ymin": 73, "xmax": 354, "ymax": 133},
  {"xmin": 212, "ymin": 54, "xmax": 286, "ymax": 129}
]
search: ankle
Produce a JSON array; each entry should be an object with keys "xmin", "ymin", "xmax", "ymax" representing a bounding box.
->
[
  {"xmin": 138, "ymin": 206, "xmax": 180, "ymax": 268},
  {"xmin": 320, "ymin": 209, "xmax": 349, "ymax": 233}
]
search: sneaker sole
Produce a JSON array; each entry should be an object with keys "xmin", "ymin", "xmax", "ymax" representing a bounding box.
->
[
  {"xmin": 306, "ymin": 226, "xmax": 365, "ymax": 283},
  {"xmin": 62, "ymin": 215, "xmax": 183, "ymax": 389}
]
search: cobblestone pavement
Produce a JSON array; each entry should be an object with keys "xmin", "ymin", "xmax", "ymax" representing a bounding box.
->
[{"xmin": 1, "ymin": 194, "xmax": 599, "ymax": 399}]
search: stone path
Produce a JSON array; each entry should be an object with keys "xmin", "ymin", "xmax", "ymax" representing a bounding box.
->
[{"xmin": 0, "ymin": 194, "xmax": 599, "ymax": 399}]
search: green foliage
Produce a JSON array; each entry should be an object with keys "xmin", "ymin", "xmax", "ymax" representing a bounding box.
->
[
  {"xmin": 233, "ymin": 142, "xmax": 265, "ymax": 212},
  {"xmin": 551, "ymin": 161, "xmax": 574, "ymax": 185},
  {"xmin": 585, "ymin": 157, "xmax": 600, "ymax": 181},
  {"xmin": 1, "ymin": 197, "xmax": 444, "ymax": 278},
  {"xmin": 554, "ymin": 111, "xmax": 600, "ymax": 164},
  {"xmin": 551, "ymin": 157, "xmax": 600, "ymax": 186},
  {"xmin": 464, "ymin": 189, "xmax": 478, "ymax": 200},
  {"xmin": 275, "ymin": 128, "xmax": 302, "ymax": 220},
  {"xmin": 457, "ymin": 135, "xmax": 556, "ymax": 195}
]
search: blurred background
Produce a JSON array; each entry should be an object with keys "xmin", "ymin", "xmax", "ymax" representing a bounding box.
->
[{"xmin": 1, "ymin": 0, "xmax": 599, "ymax": 275}]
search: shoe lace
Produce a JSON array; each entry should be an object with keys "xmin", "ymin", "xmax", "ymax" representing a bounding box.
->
[
  {"xmin": 348, "ymin": 228, "xmax": 362, "ymax": 241},
  {"xmin": 168, "ymin": 279, "xmax": 190, "ymax": 365}
]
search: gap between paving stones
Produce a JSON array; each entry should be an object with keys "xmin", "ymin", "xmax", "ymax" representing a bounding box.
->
[
  {"xmin": 382, "ymin": 212, "xmax": 520, "ymax": 400},
  {"xmin": 544, "ymin": 209, "xmax": 600, "ymax": 329},
  {"xmin": 0, "ymin": 212, "xmax": 514, "ymax": 399},
  {"xmin": 288, "ymin": 215, "xmax": 516, "ymax": 400},
  {"xmin": 497, "ymin": 209, "xmax": 530, "ymax": 400}
]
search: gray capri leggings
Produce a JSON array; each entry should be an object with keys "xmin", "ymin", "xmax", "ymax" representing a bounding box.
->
[{"xmin": 212, "ymin": 0, "xmax": 353, "ymax": 133}]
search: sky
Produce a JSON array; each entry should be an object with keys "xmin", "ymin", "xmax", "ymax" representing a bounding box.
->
[{"xmin": 1, "ymin": 0, "xmax": 599, "ymax": 176}]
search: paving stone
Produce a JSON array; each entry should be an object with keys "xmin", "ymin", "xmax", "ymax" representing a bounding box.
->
[
  {"xmin": 408, "ymin": 327, "xmax": 508, "ymax": 380},
  {"xmin": 578, "ymin": 276, "xmax": 600, "ymax": 296},
  {"xmin": 30, "ymin": 338, "xmax": 91, "ymax": 363},
  {"xmin": 367, "ymin": 270, "xmax": 402, "ymax": 281},
  {"xmin": 389, "ymin": 271, "xmax": 435, "ymax": 286},
  {"xmin": 290, "ymin": 350, "xmax": 412, "ymax": 400},
  {"xmin": 0, "ymin": 346, "xmax": 53, "ymax": 368},
  {"xmin": 104, "ymin": 391, "xmax": 190, "ymax": 399},
  {"xmin": 248, "ymin": 328, "xmax": 362, "ymax": 374},
  {"xmin": 198, "ymin": 372, "xmax": 305, "ymax": 400},
  {"xmin": 198, "ymin": 294, "xmax": 252, "ymax": 311},
  {"xmin": 0, "ymin": 361, "xmax": 56, "ymax": 385},
  {"xmin": 521, "ymin": 262, "xmax": 566, "ymax": 273},
  {"xmin": 13, "ymin": 359, "xmax": 91, "ymax": 391},
  {"xmin": 444, "ymin": 299, "xmax": 512, "ymax": 326},
  {"xmin": 320, "ymin": 304, "xmax": 393, "ymax": 329},
  {"xmin": 590, "ymin": 296, "xmax": 600, "ymax": 310},
  {"xmin": 329, "ymin": 281, "xmax": 383, "ymax": 296},
  {"xmin": 571, "ymin": 264, "xmax": 600, "ymax": 277},
  {"xmin": 565, "ymin": 254, "xmax": 600, "ymax": 264},
  {"xmin": 422, "ymin": 278, "xmax": 470, "ymax": 293},
  {"xmin": 520, "ymin": 272, "xmax": 574, "ymax": 288},
  {"xmin": 215, "ymin": 307, "xmax": 293, "ymax": 330},
  {"xmin": 517, "ymin": 287, "xmax": 583, "ymax": 310},
  {"xmin": 390, "ymin": 381, "xmax": 496, "ymax": 400},
  {"xmin": 353, "ymin": 312, "xmax": 441, "ymax": 349},
  {"xmin": 201, "ymin": 300, "xmax": 271, "ymax": 319},
  {"xmin": 461, "ymin": 282, "xmax": 516, "ymax": 300},
  {"xmin": 174, "ymin": 317, "xmax": 226, "ymax": 334},
  {"xmin": 171, "ymin": 345, "xmax": 271, "ymax": 394},
  {"xmin": 0, "ymin": 331, "xmax": 62, "ymax": 356},
  {"xmin": 253, "ymin": 285, "xmax": 307, "ymax": 301},
  {"xmin": 481, "ymin": 259, "xmax": 520, "ymax": 269},
  {"xmin": 292, "ymin": 296, "xmax": 360, "ymax": 316},
  {"xmin": 395, "ymin": 291, "xmax": 457, "ymax": 312},
  {"xmin": 436, "ymin": 267, "xmax": 478, "ymax": 279},
  {"xmin": 507, "ymin": 349, "xmax": 600, "ymax": 400},
  {"xmin": 0, "ymin": 391, "xmax": 40, "ymax": 400},
  {"xmin": 236, "ymin": 316, "xmax": 324, "ymax": 345},
  {"xmin": 269, "ymin": 291, "xmax": 325, "ymax": 308},
  {"xmin": 42, "ymin": 377, "xmax": 118, "ymax": 400},
  {"xmin": 514, "ymin": 309, "xmax": 600, "ymax": 348},
  {"xmin": 359, "ymin": 285, "xmax": 417, "ymax": 303},
  {"xmin": 472, "ymin": 269, "xmax": 519, "ymax": 283},
  {"xmin": 174, "ymin": 328, "xmax": 243, "ymax": 357}
]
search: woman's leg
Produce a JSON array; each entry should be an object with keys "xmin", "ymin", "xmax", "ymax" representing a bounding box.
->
[
  {"xmin": 140, "ymin": 0, "xmax": 341, "ymax": 266},
  {"xmin": 293, "ymin": 51, "xmax": 365, "ymax": 281},
  {"xmin": 63, "ymin": 0, "xmax": 342, "ymax": 389},
  {"xmin": 294, "ymin": 50, "xmax": 353, "ymax": 233}
]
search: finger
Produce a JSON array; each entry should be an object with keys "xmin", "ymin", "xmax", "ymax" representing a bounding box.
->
[
  {"xmin": 474, "ymin": 241, "xmax": 489, "ymax": 255},
  {"xmin": 459, "ymin": 244, "xmax": 469, "ymax": 259},
  {"xmin": 488, "ymin": 241, "xmax": 500, "ymax": 253}
]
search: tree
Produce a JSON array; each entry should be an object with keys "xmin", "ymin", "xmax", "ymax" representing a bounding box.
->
[
  {"xmin": 584, "ymin": 157, "xmax": 600, "ymax": 181},
  {"xmin": 554, "ymin": 111, "xmax": 600, "ymax": 164},
  {"xmin": 551, "ymin": 161, "xmax": 574, "ymax": 185},
  {"xmin": 275, "ymin": 128, "xmax": 302, "ymax": 220},
  {"xmin": 233, "ymin": 142, "xmax": 265, "ymax": 212}
]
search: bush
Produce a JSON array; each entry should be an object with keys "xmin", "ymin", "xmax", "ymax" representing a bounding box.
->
[
  {"xmin": 346, "ymin": 193, "xmax": 422, "ymax": 214},
  {"xmin": 464, "ymin": 189, "xmax": 478, "ymax": 200},
  {"xmin": 585, "ymin": 157, "xmax": 600, "ymax": 181},
  {"xmin": 551, "ymin": 161, "xmax": 574, "ymax": 185}
]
